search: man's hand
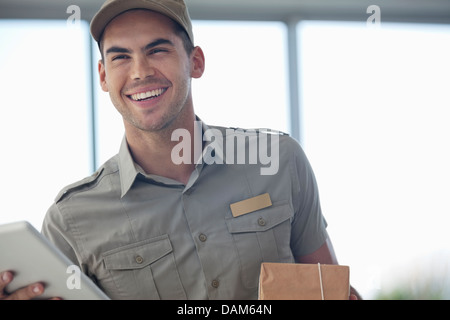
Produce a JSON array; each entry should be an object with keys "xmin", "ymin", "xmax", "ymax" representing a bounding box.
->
[
  {"xmin": 350, "ymin": 286, "xmax": 362, "ymax": 300},
  {"xmin": 0, "ymin": 271, "xmax": 46, "ymax": 300}
]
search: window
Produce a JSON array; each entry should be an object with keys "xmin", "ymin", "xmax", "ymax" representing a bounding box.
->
[
  {"xmin": 0, "ymin": 20, "xmax": 92, "ymax": 228},
  {"xmin": 300, "ymin": 21, "xmax": 450, "ymax": 298},
  {"xmin": 192, "ymin": 21, "xmax": 289, "ymax": 132}
]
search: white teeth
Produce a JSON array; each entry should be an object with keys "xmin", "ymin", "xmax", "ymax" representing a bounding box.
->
[{"xmin": 130, "ymin": 88, "xmax": 164, "ymax": 101}]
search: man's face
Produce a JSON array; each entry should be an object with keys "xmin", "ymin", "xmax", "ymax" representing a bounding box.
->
[{"xmin": 98, "ymin": 10, "xmax": 204, "ymax": 132}]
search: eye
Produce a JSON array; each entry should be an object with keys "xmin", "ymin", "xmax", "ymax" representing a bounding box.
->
[
  {"xmin": 112, "ymin": 55, "xmax": 129, "ymax": 61},
  {"xmin": 148, "ymin": 48, "xmax": 168, "ymax": 55}
]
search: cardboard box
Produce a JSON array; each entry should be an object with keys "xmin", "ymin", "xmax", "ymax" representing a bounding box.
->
[{"xmin": 258, "ymin": 262, "xmax": 350, "ymax": 300}]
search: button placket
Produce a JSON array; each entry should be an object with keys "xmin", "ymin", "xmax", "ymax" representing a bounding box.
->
[{"xmin": 211, "ymin": 279, "xmax": 220, "ymax": 288}]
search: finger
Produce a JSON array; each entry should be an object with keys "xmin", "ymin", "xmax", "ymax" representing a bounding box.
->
[
  {"xmin": 349, "ymin": 294, "xmax": 358, "ymax": 300},
  {"xmin": 5, "ymin": 283, "xmax": 44, "ymax": 300},
  {"xmin": 0, "ymin": 271, "xmax": 14, "ymax": 298}
]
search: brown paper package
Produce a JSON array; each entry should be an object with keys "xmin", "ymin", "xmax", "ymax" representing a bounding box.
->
[{"xmin": 258, "ymin": 262, "xmax": 350, "ymax": 300}]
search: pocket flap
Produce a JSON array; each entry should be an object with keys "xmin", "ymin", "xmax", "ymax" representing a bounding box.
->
[
  {"xmin": 226, "ymin": 202, "xmax": 293, "ymax": 233},
  {"xmin": 103, "ymin": 234, "xmax": 173, "ymax": 270}
]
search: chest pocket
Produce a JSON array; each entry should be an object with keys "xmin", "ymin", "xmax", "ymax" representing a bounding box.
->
[
  {"xmin": 225, "ymin": 201, "xmax": 295, "ymax": 289},
  {"xmin": 101, "ymin": 234, "xmax": 186, "ymax": 300}
]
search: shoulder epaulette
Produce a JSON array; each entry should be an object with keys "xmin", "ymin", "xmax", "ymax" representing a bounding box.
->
[
  {"xmin": 55, "ymin": 168, "xmax": 104, "ymax": 203},
  {"xmin": 227, "ymin": 127, "xmax": 289, "ymax": 136}
]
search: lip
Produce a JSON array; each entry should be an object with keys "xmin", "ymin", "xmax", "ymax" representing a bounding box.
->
[
  {"xmin": 126, "ymin": 85, "xmax": 167, "ymax": 96},
  {"xmin": 125, "ymin": 86, "xmax": 168, "ymax": 108}
]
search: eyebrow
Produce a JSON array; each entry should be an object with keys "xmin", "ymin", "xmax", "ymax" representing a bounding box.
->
[
  {"xmin": 105, "ymin": 38, "xmax": 175, "ymax": 56},
  {"xmin": 145, "ymin": 38, "xmax": 174, "ymax": 50}
]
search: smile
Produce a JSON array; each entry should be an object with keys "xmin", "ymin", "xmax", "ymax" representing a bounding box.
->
[{"xmin": 128, "ymin": 88, "xmax": 167, "ymax": 101}]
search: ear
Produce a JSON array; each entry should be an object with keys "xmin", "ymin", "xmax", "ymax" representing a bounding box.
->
[
  {"xmin": 98, "ymin": 60, "xmax": 109, "ymax": 92},
  {"xmin": 190, "ymin": 46, "xmax": 205, "ymax": 79}
]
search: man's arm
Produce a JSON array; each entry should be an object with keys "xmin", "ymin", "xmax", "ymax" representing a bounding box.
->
[{"xmin": 295, "ymin": 237, "xmax": 362, "ymax": 300}]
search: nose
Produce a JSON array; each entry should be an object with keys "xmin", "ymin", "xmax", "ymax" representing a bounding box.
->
[{"xmin": 130, "ymin": 55, "xmax": 155, "ymax": 80}]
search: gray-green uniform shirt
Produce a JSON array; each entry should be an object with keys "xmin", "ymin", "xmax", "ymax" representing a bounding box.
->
[{"xmin": 42, "ymin": 122, "xmax": 328, "ymax": 300}]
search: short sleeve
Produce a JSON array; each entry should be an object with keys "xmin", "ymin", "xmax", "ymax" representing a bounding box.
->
[
  {"xmin": 41, "ymin": 203, "xmax": 81, "ymax": 269},
  {"xmin": 289, "ymin": 141, "xmax": 328, "ymax": 257}
]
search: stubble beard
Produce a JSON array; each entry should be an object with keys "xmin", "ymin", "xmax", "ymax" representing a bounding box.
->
[{"xmin": 111, "ymin": 77, "xmax": 192, "ymax": 135}]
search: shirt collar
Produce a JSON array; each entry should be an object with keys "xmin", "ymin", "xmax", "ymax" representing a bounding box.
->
[
  {"xmin": 118, "ymin": 135, "xmax": 140, "ymax": 198},
  {"xmin": 118, "ymin": 119, "xmax": 224, "ymax": 198}
]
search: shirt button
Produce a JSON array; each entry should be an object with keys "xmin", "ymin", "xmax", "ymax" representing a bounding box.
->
[
  {"xmin": 211, "ymin": 279, "xmax": 220, "ymax": 288},
  {"xmin": 258, "ymin": 217, "xmax": 266, "ymax": 226},
  {"xmin": 135, "ymin": 255, "xmax": 144, "ymax": 264},
  {"xmin": 199, "ymin": 234, "xmax": 207, "ymax": 242}
]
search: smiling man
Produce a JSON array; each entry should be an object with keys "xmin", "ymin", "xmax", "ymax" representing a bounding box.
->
[
  {"xmin": 96, "ymin": 7, "xmax": 204, "ymax": 185},
  {"xmin": 0, "ymin": 0, "xmax": 360, "ymax": 300}
]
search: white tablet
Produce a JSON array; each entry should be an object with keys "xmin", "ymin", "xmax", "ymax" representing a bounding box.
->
[{"xmin": 0, "ymin": 221, "xmax": 110, "ymax": 300}]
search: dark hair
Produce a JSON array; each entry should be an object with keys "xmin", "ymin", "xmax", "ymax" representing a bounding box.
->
[
  {"xmin": 97, "ymin": 17, "xmax": 194, "ymax": 61},
  {"xmin": 173, "ymin": 21, "xmax": 194, "ymax": 56}
]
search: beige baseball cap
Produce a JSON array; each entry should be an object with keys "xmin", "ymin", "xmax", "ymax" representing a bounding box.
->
[{"xmin": 90, "ymin": 0, "xmax": 194, "ymax": 44}]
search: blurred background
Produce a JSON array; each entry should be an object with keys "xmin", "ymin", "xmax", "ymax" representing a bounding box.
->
[{"xmin": 1, "ymin": 0, "xmax": 449, "ymax": 299}]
